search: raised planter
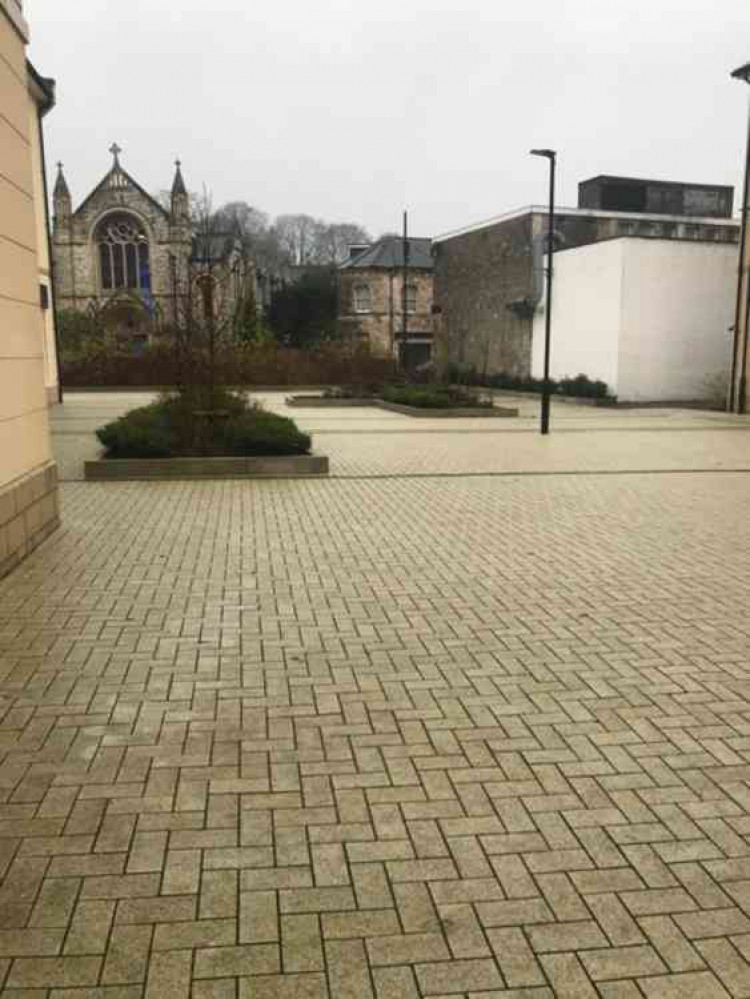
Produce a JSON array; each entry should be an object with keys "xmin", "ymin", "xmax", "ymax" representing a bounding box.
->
[
  {"xmin": 85, "ymin": 455, "xmax": 329, "ymax": 481},
  {"xmin": 285, "ymin": 395, "xmax": 519, "ymax": 417},
  {"xmin": 286, "ymin": 396, "xmax": 374, "ymax": 408},
  {"xmin": 378, "ymin": 401, "xmax": 518, "ymax": 418}
]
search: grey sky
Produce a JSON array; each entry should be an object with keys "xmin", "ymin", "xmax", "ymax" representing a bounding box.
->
[{"xmin": 29, "ymin": 0, "xmax": 750, "ymax": 239}]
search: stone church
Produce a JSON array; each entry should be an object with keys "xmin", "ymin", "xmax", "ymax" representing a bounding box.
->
[{"xmin": 52, "ymin": 147, "xmax": 255, "ymax": 348}]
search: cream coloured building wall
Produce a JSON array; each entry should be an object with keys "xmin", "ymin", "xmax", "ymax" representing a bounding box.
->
[
  {"xmin": 27, "ymin": 72, "xmax": 58, "ymax": 401},
  {"xmin": 0, "ymin": 0, "xmax": 59, "ymax": 578}
]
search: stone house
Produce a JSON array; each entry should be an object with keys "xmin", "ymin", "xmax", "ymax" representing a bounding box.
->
[
  {"xmin": 1, "ymin": 0, "xmax": 60, "ymax": 577},
  {"xmin": 433, "ymin": 176, "xmax": 740, "ymax": 379},
  {"xmin": 338, "ymin": 236, "xmax": 435, "ymax": 367},
  {"xmin": 52, "ymin": 150, "xmax": 256, "ymax": 349}
]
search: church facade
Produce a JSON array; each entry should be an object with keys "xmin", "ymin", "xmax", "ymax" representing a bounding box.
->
[{"xmin": 52, "ymin": 147, "xmax": 254, "ymax": 347}]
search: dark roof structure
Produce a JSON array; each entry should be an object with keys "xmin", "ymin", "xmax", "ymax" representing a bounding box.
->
[
  {"xmin": 191, "ymin": 232, "xmax": 239, "ymax": 264},
  {"xmin": 340, "ymin": 236, "xmax": 433, "ymax": 270}
]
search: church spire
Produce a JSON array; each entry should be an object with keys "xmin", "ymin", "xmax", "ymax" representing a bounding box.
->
[
  {"xmin": 171, "ymin": 158, "xmax": 190, "ymax": 229},
  {"xmin": 53, "ymin": 162, "xmax": 71, "ymax": 232},
  {"xmin": 172, "ymin": 158, "xmax": 187, "ymax": 197},
  {"xmin": 53, "ymin": 161, "xmax": 70, "ymax": 200}
]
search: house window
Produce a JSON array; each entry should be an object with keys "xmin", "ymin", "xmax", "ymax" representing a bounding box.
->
[
  {"xmin": 404, "ymin": 282, "xmax": 418, "ymax": 314},
  {"xmin": 353, "ymin": 283, "xmax": 372, "ymax": 313},
  {"xmin": 96, "ymin": 213, "xmax": 151, "ymax": 292}
]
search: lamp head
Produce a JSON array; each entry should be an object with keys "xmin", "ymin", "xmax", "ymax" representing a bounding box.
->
[
  {"xmin": 731, "ymin": 61, "xmax": 750, "ymax": 84},
  {"xmin": 530, "ymin": 148, "xmax": 557, "ymax": 160}
]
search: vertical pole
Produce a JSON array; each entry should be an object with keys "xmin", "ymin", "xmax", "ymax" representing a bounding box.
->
[
  {"xmin": 541, "ymin": 154, "xmax": 556, "ymax": 435},
  {"xmin": 402, "ymin": 210, "xmax": 409, "ymax": 373},
  {"xmin": 731, "ymin": 98, "xmax": 750, "ymax": 412}
]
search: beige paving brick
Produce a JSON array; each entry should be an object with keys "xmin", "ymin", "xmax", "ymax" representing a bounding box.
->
[
  {"xmin": 6, "ymin": 956, "xmax": 102, "ymax": 989},
  {"xmin": 415, "ymin": 957, "xmax": 503, "ymax": 994},
  {"xmin": 115, "ymin": 896, "xmax": 197, "ymax": 924},
  {"xmin": 325, "ymin": 939, "xmax": 374, "ymax": 999},
  {"xmin": 194, "ymin": 943, "xmax": 280, "ymax": 978},
  {"xmin": 636, "ymin": 914, "xmax": 704, "ymax": 974},
  {"xmin": 322, "ymin": 909, "xmax": 400, "ymax": 939},
  {"xmin": 372, "ymin": 965, "xmax": 420, "ymax": 999},
  {"xmin": 486, "ymin": 927, "xmax": 546, "ymax": 987},
  {"xmin": 676, "ymin": 907, "xmax": 750, "ymax": 939},
  {"xmin": 144, "ymin": 949, "xmax": 193, "ymax": 998},
  {"xmin": 527, "ymin": 919, "xmax": 608, "ymax": 953},
  {"xmin": 581, "ymin": 944, "xmax": 667, "ymax": 981},
  {"xmin": 64, "ymin": 900, "xmax": 116, "ymax": 954},
  {"xmin": 162, "ymin": 848, "xmax": 201, "ymax": 894},
  {"xmin": 153, "ymin": 917, "xmax": 237, "ymax": 950},
  {"xmin": 101, "ymin": 924, "xmax": 152, "ymax": 984},
  {"xmin": 366, "ymin": 930, "xmax": 450, "ymax": 966},
  {"xmin": 440, "ymin": 903, "xmax": 491, "ymax": 958},
  {"xmin": 279, "ymin": 886, "xmax": 356, "ymax": 914},
  {"xmin": 282, "ymin": 914, "xmax": 324, "ymax": 972},
  {"xmin": 695, "ymin": 937, "xmax": 750, "ymax": 997},
  {"xmin": 200, "ymin": 869, "xmax": 239, "ymax": 920},
  {"xmin": 239, "ymin": 971, "xmax": 328, "ymax": 999},
  {"xmin": 240, "ymin": 890, "xmax": 278, "ymax": 943},
  {"xmin": 638, "ymin": 970, "xmax": 732, "ymax": 997},
  {"xmin": 539, "ymin": 952, "xmax": 599, "ymax": 998}
]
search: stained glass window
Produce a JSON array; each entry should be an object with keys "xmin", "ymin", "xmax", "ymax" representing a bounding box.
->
[{"xmin": 96, "ymin": 214, "xmax": 151, "ymax": 292}]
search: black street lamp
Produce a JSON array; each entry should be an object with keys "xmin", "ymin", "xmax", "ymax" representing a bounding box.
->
[
  {"xmin": 530, "ymin": 148, "xmax": 557, "ymax": 435},
  {"xmin": 730, "ymin": 62, "xmax": 750, "ymax": 413}
]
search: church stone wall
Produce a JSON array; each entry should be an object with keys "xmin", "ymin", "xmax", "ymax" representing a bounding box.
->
[{"xmin": 53, "ymin": 178, "xmax": 191, "ymax": 321}]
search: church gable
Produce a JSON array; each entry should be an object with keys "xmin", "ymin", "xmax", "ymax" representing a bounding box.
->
[{"xmin": 72, "ymin": 146, "xmax": 169, "ymax": 240}]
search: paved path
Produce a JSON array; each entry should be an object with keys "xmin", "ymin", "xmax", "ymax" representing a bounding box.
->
[
  {"xmin": 2, "ymin": 396, "xmax": 750, "ymax": 995},
  {"xmin": 49, "ymin": 392, "xmax": 750, "ymax": 480}
]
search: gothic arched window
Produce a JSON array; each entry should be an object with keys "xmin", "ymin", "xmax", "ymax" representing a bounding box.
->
[{"xmin": 96, "ymin": 214, "xmax": 151, "ymax": 292}]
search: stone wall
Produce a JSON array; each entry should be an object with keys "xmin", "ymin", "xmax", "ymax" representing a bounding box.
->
[
  {"xmin": 434, "ymin": 213, "xmax": 536, "ymax": 377},
  {"xmin": 338, "ymin": 269, "xmax": 434, "ymax": 357},
  {"xmin": 0, "ymin": 462, "xmax": 59, "ymax": 580},
  {"xmin": 53, "ymin": 182, "xmax": 192, "ymax": 322}
]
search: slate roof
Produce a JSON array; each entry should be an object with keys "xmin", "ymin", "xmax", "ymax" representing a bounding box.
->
[
  {"xmin": 191, "ymin": 232, "xmax": 238, "ymax": 264},
  {"xmin": 340, "ymin": 236, "xmax": 433, "ymax": 271}
]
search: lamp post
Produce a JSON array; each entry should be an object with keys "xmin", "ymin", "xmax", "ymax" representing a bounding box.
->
[
  {"xmin": 530, "ymin": 148, "xmax": 557, "ymax": 435},
  {"xmin": 730, "ymin": 62, "xmax": 750, "ymax": 413}
]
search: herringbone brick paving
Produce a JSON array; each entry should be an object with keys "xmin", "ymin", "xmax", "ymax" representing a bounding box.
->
[{"xmin": 3, "ymin": 468, "xmax": 750, "ymax": 996}]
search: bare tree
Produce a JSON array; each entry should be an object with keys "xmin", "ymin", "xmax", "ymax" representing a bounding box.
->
[
  {"xmin": 316, "ymin": 223, "xmax": 371, "ymax": 265},
  {"xmin": 273, "ymin": 213, "xmax": 327, "ymax": 266}
]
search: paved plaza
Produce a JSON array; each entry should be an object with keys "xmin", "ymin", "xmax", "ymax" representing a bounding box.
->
[{"xmin": 2, "ymin": 394, "xmax": 750, "ymax": 996}]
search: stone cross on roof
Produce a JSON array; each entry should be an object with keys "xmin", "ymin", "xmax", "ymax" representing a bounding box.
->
[{"xmin": 109, "ymin": 143, "xmax": 122, "ymax": 166}]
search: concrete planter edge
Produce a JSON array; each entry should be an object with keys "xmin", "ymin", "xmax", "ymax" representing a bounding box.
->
[{"xmin": 84, "ymin": 455, "xmax": 329, "ymax": 481}]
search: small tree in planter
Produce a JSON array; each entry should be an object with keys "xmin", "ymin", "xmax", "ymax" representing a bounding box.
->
[{"xmin": 96, "ymin": 191, "xmax": 313, "ymax": 461}]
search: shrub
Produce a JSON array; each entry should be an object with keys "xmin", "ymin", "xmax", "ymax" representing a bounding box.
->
[
  {"xmin": 442, "ymin": 365, "xmax": 611, "ymax": 399},
  {"xmin": 96, "ymin": 390, "xmax": 311, "ymax": 459},
  {"xmin": 381, "ymin": 385, "xmax": 491, "ymax": 409},
  {"xmin": 96, "ymin": 404, "xmax": 175, "ymax": 459}
]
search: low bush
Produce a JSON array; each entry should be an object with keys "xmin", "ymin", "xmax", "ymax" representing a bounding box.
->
[
  {"xmin": 444, "ymin": 366, "xmax": 611, "ymax": 400},
  {"xmin": 96, "ymin": 388, "xmax": 311, "ymax": 459},
  {"xmin": 381, "ymin": 385, "xmax": 492, "ymax": 409}
]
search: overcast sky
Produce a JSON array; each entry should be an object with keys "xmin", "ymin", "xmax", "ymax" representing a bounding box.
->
[{"xmin": 29, "ymin": 0, "xmax": 750, "ymax": 239}]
